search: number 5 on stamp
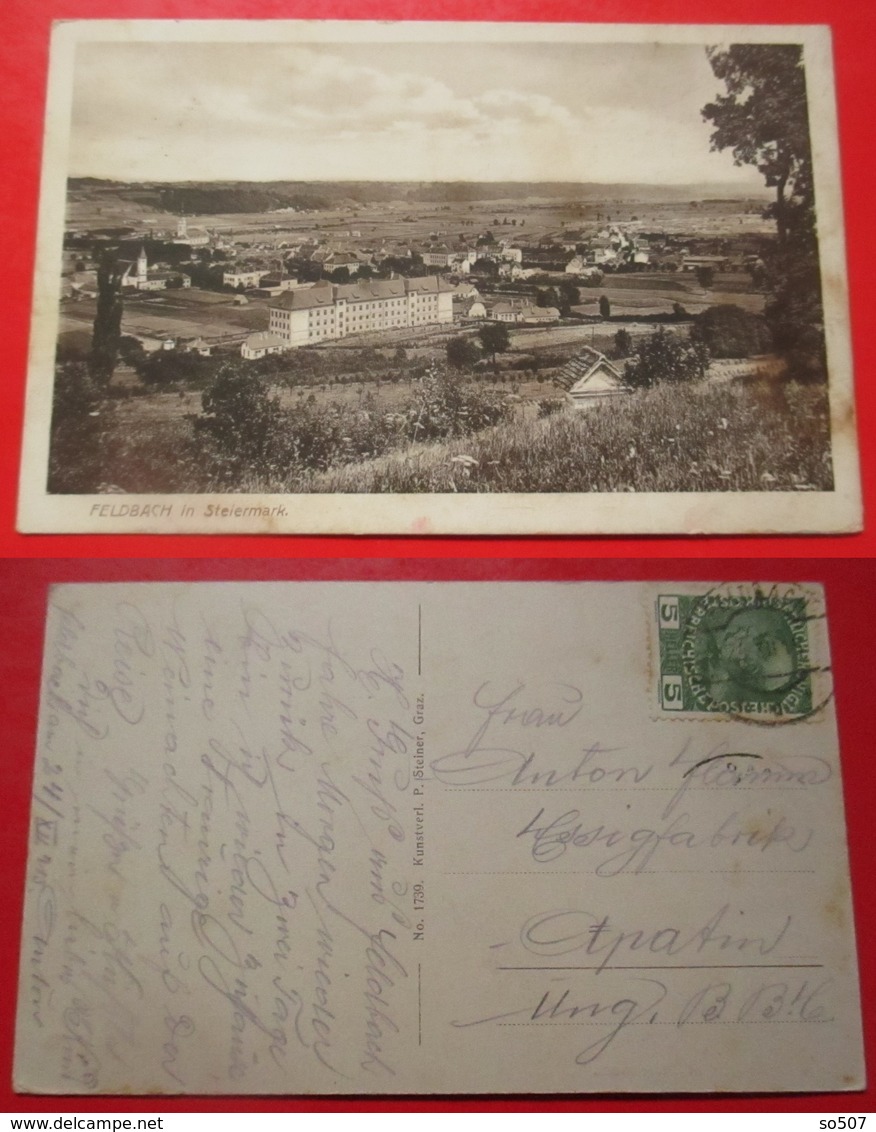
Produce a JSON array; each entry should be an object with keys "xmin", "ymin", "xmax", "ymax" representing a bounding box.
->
[
  {"xmin": 661, "ymin": 674, "xmax": 684, "ymax": 710},
  {"xmin": 655, "ymin": 584, "xmax": 822, "ymax": 721}
]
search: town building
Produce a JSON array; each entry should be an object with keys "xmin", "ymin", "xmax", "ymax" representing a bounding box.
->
[
  {"xmin": 241, "ymin": 331, "xmax": 287, "ymax": 360},
  {"xmin": 265, "ymin": 276, "xmax": 455, "ymax": 349},
  {"xmin": 172, "ymin": 216, "xmax": 210, "ymax": 248},
  {"xmin": 486, "ymin": 299, "xmax": 559, "ymax": 325},
  {"xmin": 223, "ymin": 268, "xmax": 265, "ymax": 290},
  {"xmin": 257, "ymin": 274, "xmax": 303, "ymax": 297},
  {"xmin": 119, "ymin": 248, "xmax": 190, "ymax": 291}
]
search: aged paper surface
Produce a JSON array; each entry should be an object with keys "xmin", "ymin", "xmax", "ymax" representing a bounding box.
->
[
  {"xmin": 15, "ymin": 582, "xmax": 864, "ymax": 1094},
  {"xmin": 16, "ymin": 20, "xmax": 861, "ymax": 535}
]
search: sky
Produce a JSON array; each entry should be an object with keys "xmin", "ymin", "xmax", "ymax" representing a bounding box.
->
[{"xmin": 67, "ymin": 38, "xmax": 771, "ymax": 187}]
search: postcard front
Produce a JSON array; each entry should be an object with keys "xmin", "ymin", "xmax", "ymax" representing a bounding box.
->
[
  {"xmin": 17, "ymin": 20, "xmax": 860, "ymax": 534},
  {"xmin": 14, "ymin": 581, "xmax": 864, "ymax": 1093}
]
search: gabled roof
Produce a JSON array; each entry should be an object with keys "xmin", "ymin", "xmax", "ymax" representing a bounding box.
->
[
  {"xmin": 406, "ymin": 276, "xmax": 456, "ymax": 296},
  {"xmin": 244, "ymin": 332, "xmax": 285, "ymax": 349},
  {"xmin": 269, "ymin": 275, "xmax": 454, "ymax": 313},
  {"xmin": 554, "ymin": 347, "xmax": 627, "ymax": 394},
  {"xmin": 336, "ymin": 279, "xmax": 407, "ymax": 303},
  {"xmin": 271, "ymin": 283, "xmax": 335, "ymax": 312}
]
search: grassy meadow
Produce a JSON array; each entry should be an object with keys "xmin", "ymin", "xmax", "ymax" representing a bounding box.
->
[{"xmin": 48, "ymin": 375, "xmax": 833, "ymax": 496}]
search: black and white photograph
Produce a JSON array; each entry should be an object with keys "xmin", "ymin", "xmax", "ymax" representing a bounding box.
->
[{"xmin": 17, "ymin": 21, "xmax": 860, "ymax": 533}]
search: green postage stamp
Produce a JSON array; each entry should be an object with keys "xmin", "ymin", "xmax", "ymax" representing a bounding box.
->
[{"xmin": 657, "ymin": 586, "xmax": 816, "ymax": 719}]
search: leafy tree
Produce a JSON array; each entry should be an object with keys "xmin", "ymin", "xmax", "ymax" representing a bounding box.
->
[
  {"xmin": 195, "ymin": 364, "xmax": 285, "ymax": 477},
  {"xmin": 695, "ymin": 265, "xmax": 715, "ymax": 289},
  {"xmin": 52, "ymin": 360, "xmax": 101, "ymax": 423},
  {"xmin": 625, "ymin": 327, "xmax": 710, "ymax": 389},
  {"xmin": 478, "ymin": 321, "xmax": 511, "ymax": 367},
  {"xmin": 703, "ymin": 45, "xmax": 813, "ymax": 248},
  {"xmin": 90, "ymin": 253, "xmax": 124, "ymax": 386},
  {"xmin": 559, "ymin": 281, "xmax": 581, "ymax": 315},
  {"xmin": 137, "ymin": 349, "xmax": 216, "ymax": 387},
  {"xmin": 118, "ymin": 335, "xmax": 145, "ymax": 366},
  {"xmin": 599, "ymin": 294, "xmax": 611, "ymax": 319},
  {"xmin": 691, "ymin": 304, "xmax": 773, "ymax": 358},
  {"xmin": 537, "ymin": 286, "xmax": 561, "ymax": 310},
  {"xmin": 702, "ymin": 44, "xmax": 825, "ymax": 380},
  {"xmin": 614, "ymin": 328, "xmax": 634, "ymax": 358},
  {"xmin": 446, "ymin": 335, "xmax": 481, "ymax": 369},
  {"xmin": 407, "ymin": 364, "xmax": 508, "ymax": 441}
]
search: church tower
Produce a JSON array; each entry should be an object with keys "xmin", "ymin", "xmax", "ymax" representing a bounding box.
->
[
  {"xmin": 136, "ymin": 246, "xmax": 148, "ymax": 284},
  {"xmin": 177, "ymin": 215, "xmax": 188, "ymax": 240}
]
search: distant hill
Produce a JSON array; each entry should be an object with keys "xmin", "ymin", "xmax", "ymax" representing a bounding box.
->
[{"xmin": 67, "ymin": 178, "xmax": 770, "ymax": 215}]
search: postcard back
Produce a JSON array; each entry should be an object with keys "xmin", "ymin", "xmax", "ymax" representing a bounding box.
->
[{"xmin": 14, "ymin": 581, "xmax": 864, "ymax": 1093}]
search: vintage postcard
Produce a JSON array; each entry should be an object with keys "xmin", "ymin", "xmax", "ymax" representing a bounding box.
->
[
  {"xmin": 15, "ymin": 581, "xmax": 864, "ymax": 1093},
  {"xmin": 16, "ymin": 20, "xmax": 861, "ymax": 534}
]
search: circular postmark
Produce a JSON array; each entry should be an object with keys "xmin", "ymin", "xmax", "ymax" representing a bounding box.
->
[{"xmin": 660, "ymin": 583, "xmax": 833, "ymax": 725}]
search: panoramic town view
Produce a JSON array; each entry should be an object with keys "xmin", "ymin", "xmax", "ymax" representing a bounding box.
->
[{"xmin": 48, "ymin": 36, "xmax": 833, "ymax": 495}]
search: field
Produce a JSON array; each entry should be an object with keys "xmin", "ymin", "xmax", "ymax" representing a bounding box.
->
[
  {"xmin": 48, "ymin": 367, "xmax": 831, "ymax": 496},
  {"xmin": 60, "ymin": 289, "xmax": 272, "ymax": 347},
  {"xmin": 66, "ymin": 183, "xmax": 774, "ymax": 250},
  {"xmin": 574, "ymin": 273, "xmax": 767, "ymax": 319},
  {"xmin": 297, "ymin": 381, "xmax": 830, "ymax": 495}
]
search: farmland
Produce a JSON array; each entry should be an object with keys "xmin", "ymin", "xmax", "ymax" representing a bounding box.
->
[
  {"xmin": 51, "ymin": 178, "xmax": 830, "ymax": 500},
  {"xmin": 60, "ymin": 289, "xmax": 270, "ymax": 347},
  {"xmin": 66, "ymin": 179, "xmax": 773, "ymax": 248}
]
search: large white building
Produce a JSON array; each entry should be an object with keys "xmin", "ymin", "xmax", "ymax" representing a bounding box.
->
[{"xmin": 266, "ymin": 276, "xmax": 455, "ymax": 349}]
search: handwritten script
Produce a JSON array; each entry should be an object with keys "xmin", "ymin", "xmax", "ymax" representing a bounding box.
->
[{"xmin": 14, "ymin": 582, "xmax": 863, "ymax": 1094}]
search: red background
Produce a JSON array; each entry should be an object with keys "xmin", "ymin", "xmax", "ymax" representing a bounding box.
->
[{"xmin": 1, "ymin": 0, "xmax": 874, "ymax": 1112}]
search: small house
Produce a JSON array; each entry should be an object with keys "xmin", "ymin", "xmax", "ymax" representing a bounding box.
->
[
  {"xmin": 241, "ymin": 332, "xmax": 286, "ymax": 360},
  {"xmin": 555, "ymin": 347, "xmax": 631, "ymax": 409}
]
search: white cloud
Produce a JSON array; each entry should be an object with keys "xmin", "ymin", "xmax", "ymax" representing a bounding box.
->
[{"xmin": 67, "ymin": 40, "xmax": 766, "ymax": 186}]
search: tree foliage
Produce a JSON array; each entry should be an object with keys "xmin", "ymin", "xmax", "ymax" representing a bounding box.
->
[
  {"xmin": 625, "ymin": 327, "xmax": 710, "ymax": 390},
  {"xmin": 691, "ymin": 304, "xmax": 773, "ymax": 358},
  {"xmin": 614, "ymin": 328, "xmax": 634, "ymax": 358},
  {"xmin": 478, "ymin": 321, "xmax": 511, "ymax": 364},
  {"xmin": 702, "ymin": 45, "xmax": 825, "ymax": 380},
  {"xmin": 446, "ymin": 335, "xmax": 481, "ymax": 370},
  {"xmin": 702, "ymin": 45, "xmax": 814, "ymax": 248},
  {"xmin": 558, "ymin": 281, "xmax": 581, "ymax": 315},
  {"xmin": 136, "ymin": 350, "xmax": 216, "ymax": 387},
  {"xmin": 195, "ymin": 365, "xmax": 284, "ymax": 478},
  {"xmin": 90, "ymin": 254, "xmax": 124, "ymax": 386},
  {"xmin": 52, "ymin": 361, "xmax": 101, "ymax": 423},
  {"xmin": 599, "ymin": 294, "xmax": 611, "ymax": 319}
]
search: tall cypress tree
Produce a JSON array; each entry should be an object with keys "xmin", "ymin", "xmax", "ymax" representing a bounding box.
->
[{"xmin": 90, "ymin": 253, "xmax": 124, "ymax": 386}]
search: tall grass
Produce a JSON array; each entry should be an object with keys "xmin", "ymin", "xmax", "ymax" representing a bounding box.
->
[
  {"xmin": 48, "ymin": 376, "xmax": 833, "ymax": 496},
  {"xmin": 292, "ymin": 380, "xmax": 833, "ymax": 494}
]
